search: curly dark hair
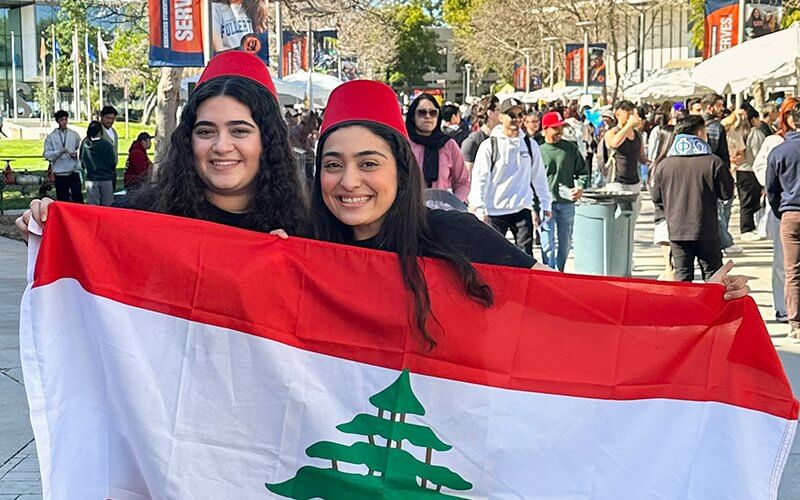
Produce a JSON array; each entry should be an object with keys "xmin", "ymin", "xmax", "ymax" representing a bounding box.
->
[
  {"xmin": 311, "ymin": 121, "xmax": 493, "ymax": 348},
  {"xmin": 131, "ymin": 76, "xmax": 308, "ymax": 234}
]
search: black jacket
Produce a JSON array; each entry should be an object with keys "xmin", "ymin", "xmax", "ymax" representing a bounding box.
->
[{"xmin": 651, "ymin": 153, "xmax": 734, "ymax": 241}]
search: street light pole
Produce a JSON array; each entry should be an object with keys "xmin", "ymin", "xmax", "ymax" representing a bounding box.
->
[
  {"xmin": 576, "ymin": 21, "xmax": 595, "ymax": 97},
  {"xmin": 543, "ymin": 36, "xmax": 558, "ymax": 92},
  {"xmin": 524, "ymin": 50, "xmax": 531, "ymax": 94},
  {"xmin": 464, "ymin": 63, "xmax": 472, "ymax": 101}
]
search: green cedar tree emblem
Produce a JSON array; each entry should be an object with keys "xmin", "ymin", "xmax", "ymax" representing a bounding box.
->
[{"xmin": 266, "ymin": 369, "xmax": 473, "ymax": 499}]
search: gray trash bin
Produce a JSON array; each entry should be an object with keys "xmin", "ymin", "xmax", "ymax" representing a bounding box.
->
[{"xmin": 573, "ymin": 193, "xmax": 637, "ymax": 277}]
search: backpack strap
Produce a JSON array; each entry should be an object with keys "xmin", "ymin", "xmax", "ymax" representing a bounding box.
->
[{"xmin": 490, "ymin": 136, "xmax": 498, "ymax": 172}]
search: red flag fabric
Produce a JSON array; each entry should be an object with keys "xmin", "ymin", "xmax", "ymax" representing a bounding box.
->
[{"xmin": 21, "ymin": 203, "xmax": 798, "ymax": 498}]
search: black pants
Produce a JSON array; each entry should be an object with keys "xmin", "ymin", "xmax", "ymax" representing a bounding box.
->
[
  {"xmin": 489, "ymin": 209, "xmax": 533, "ymax": 256},
  {"xmin": 54, "ymin": 173, "xmax": 84, "ymax": 203},
  {"xmin": 670, "ymin": 239, "xmax": 723, "ymax": 282},
  {"xmin": 736, "ymin": 170, "xmax": 762, "ymax": 234}
]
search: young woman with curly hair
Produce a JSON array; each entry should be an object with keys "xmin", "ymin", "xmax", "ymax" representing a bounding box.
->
[{"xmin": 17, "ymin": 51, "xmax": 307, "ymax": 237}]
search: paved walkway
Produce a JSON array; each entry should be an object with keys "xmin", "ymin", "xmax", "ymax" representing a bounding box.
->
[{"xmin": 0, "ymin": 197, "xmax": 798, "ymax": 497}]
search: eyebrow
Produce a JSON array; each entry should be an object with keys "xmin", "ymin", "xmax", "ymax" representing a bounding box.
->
[
  {"xmin": 322, "ymin": 150, "xmax": 388, "ymax": 159},
  {"xmin": 194, "ymin": 120, "xmax": 256, "ymax": 128}
]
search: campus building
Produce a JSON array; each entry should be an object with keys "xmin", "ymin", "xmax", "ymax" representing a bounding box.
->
[{"xmin": 1, "ymin": 0, "xmax": 57, "ymax": 118}]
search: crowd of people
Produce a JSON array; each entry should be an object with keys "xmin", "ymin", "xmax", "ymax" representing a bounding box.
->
[
  {"xmin": 17, "ymin": 50, "xmax": 751, "ymax": 348},
  {"xmin": 38, "ymin": 105, "xmax": 154, "ymax": 207}
]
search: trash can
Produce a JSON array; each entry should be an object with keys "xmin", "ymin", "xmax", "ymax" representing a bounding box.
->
[{"xmin": 573, "ymin": 192, "xmax": 637, "ymax": 277}]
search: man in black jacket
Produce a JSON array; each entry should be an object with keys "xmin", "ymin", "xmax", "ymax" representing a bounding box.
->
[
  {"xmin": 702, "ymin": 93, "xmax": 741, "ymax": 255},
  {"xmin": 652, "ymin": 115, "xmax": 735, "ymax": 281}
]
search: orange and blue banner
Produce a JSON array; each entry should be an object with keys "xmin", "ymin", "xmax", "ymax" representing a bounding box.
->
[{"xmin": 148, "ymin": 0, "xmax": 205, "ymax": 67}]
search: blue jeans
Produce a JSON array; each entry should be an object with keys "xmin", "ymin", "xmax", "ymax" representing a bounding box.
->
[
  {"xmin": 718, "ymin": 199, "xmax": 734, "ymax": 249},
  {"xmin": 541, "ymin": 202, "xmax": 576, "ymax": 271}
]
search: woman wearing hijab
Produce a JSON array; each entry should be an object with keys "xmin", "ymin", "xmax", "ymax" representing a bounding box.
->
[
  {"xmin": 17, "ymin": 50, "xmax": 307, "ymax": 238},
  {"xmin": 405, "ymin": 94, "xmax": 470, "ymax": 202}
]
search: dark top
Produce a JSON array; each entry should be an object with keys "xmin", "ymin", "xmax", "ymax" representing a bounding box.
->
[
  {"xmin": 112, "ymin": 194, "xmax": 252, "ymax": 230},
  {"xmin": 350, "ymin": 209, "xmax": 536, "ymax": 269},
  {"xmin": 766, "ymin": 132, "xmax": 800, "ymax": 217},
  {"xmin": 759, "ymin": 122, "xmax": 774, "ymax": 138},
  {"xmin": 532, "ymin": 132, "xmax": 545, "ymax": 145},
  {"xmin": 703, "ymin": 114, "xmax": 731, "ymax": 169},
  {"xmin": 80, "ymin": 138, "xmax": 117, "ymax": 181},
  {"xmin": 460, "ymin": 129, "xmax": 489, "ymax": 163},
  {"xmin": 444, "ymin": 122, "xmax": 470, "ymax": 146},
  {"xmin": 611, "ymin": 129, "xmax": 641, "ymax": 185},
  {"xmin": 651, "ymin": 154, "xmax": 734, "ymax": 241}
]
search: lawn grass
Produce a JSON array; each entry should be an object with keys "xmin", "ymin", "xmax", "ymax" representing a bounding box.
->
[{"xmin": 0, "ymin": 120, "xmax": 157, "ymax": 171}]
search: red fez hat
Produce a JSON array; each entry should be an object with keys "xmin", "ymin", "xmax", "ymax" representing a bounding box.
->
[
  {"xmin": 196, "ymin": 51, "xmax": 277, "ymax": 99},
  {"xmin": 319, "ymin": 80, "xmax": 409, "ymax": 141}
]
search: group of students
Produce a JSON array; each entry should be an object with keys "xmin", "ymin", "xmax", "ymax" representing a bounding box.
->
[
  {"xmin": 42, "ymin": 106, "xmax": 153, "ymax": 206},
  {"xmin": 17, "ymin": 50, "xmax": 749, "ymax": 346}
]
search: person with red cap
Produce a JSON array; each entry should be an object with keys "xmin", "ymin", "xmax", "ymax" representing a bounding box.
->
[
  {"xmin": 467, "ymin": 98, "xmax": 552, "ymax": 257},
  {"xmin": 17, "ymin": 50, "xmax": 307, "ymax": 238},
  {"xmin": 538, "ymin": 111, "xmax": 589, "ymax": 271},
  {"xmin": 405, "ymin": 94, "xmax": 470, "ymax": 202},
  {"xmin": 304, "ymin": 79, "xmax": 556, "ymax": 346}
]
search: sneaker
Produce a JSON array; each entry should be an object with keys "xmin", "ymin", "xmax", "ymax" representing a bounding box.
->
[
  {"xmin": 777, "ymin": 313, "xmax": 789, "ymax": 323},
  {"xmin": 740, "ymin": 231, "xmax": 763, "ymax": 242},
  {"xmin": 723, "ymin": 244, "xmax": 744, "ymax": 255},
  {"xmin": 789, "ymin": 327, "xmax": 800, "ymax": 343}
]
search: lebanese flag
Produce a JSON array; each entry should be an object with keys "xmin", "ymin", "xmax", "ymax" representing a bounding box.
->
[{"xmin": 21, "ymin": 203, "xmax": 798, "ymax": 499}]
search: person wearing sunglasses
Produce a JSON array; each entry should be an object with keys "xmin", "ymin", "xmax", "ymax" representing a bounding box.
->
[
  {"xmin": 405, "ymin": 94, "xmax": 470, "ymax": 202},
  {"xmin": 468, "ymin": 98, "xmax": 552, "ymax": 257}
]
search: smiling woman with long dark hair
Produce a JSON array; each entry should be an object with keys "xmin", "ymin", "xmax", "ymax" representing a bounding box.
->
[{"xmin": 17, "ymin": 51, "xmax": 307, "ymax": 237}]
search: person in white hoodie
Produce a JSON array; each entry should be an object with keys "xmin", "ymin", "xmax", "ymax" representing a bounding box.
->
[
  {"xmin": 43, "ymin": 110, "xmax": 83, "ymax": 203},
  {"xmin": 468, "ymin": 98, "xmax": 552, "ymax": 256}
]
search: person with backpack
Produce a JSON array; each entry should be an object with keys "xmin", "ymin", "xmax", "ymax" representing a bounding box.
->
[
  {"xmin": 468, "ymin": 98, "xmax": 551, "ymax": 256},
  {"xmin": 538, "ymin": 111, "xmax": 589, "ymax": 271}
]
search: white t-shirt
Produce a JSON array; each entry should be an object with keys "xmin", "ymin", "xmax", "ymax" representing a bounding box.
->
[{"xmin": 212, "ymin": 2, "xmax": 253, "ymax": 52}]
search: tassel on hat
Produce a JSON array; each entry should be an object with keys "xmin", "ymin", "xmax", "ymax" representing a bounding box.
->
[
  {"xmin": 196, "ymin": 51, "xmax": 278, "ymax": 99},
  {"xmin": 319, "ymin": 80, "xmax": 409, "ymax": 141}
]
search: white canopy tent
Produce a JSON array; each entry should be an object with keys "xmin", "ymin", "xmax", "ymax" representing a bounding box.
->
[
  {"xmin": 179, "ymin": 74, "xmax": 308, "ymax": 106},
  {"xmin": 282, "ymin": 71, "xmax": 343, "ymax": 104},
  {"xmin": 623, "ymin": 68, "xmax": 712, "ymax": 101},
  {"xmin": 693, "ymin": 22, "xmax": 800, "ymax": 94}
]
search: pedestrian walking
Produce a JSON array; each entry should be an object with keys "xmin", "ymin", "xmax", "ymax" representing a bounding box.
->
[
  {"xmin": 648, "ymin": 123, "xmax": 676, "ymax": 281},
  {"xmin": 702, "ymin": 92, "xmax": 741, "ymax": 255},
  {"xmin": 406, "ymin": 94, "xmax": 470, "ymax": 202},
  {"xmin": 603, "ymin": 101, "xmax": 644, "ymax": 219},
  {"xmin": 441, "ymin": 104, "xmax": 469, "ymax": 146},
  {"xmin": 43, "ymin": 110, "xmax": 83, "ymax": 203},
  {"xmin": 123, "ymin": 132, "xmax": 154, "ymax": 191},
  {"xmin": 754, "ymin": 97, "xmax": 798, "ymax": 323},
  {"xmin": 468, "ymin": 98, "xmax": 552, "ymax": 256},
  {"xmin": 538, "ymin": 111, "xmax": 588, "ymax": 271},
  {"xmin": 651, "ymin": 116, "xmax": 735, "ymax": 281},
  {"xmin": 736, "ymin": 105, "xmax": 767, "ymax": 240},
  {"xmin": 461, "ymin": 95, "xmax": 499, "ymax": 172},
  {"xmin": 99, "ymin": 105, "xmax": 119, "ymax": 189},
  {"xmin": 766, "ymin": 101, "xmax": 800, "ymax": 341},
  {"xmin": 523, "ymin": 111, "xmax": 544, "ymax": 145},
  {"xmin": 80, "ymin": 121, "xmax": 117, "ymax": 206}
]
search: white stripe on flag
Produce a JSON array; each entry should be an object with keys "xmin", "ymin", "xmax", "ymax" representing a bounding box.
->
[{"xmin": 22, "ymin": 279, "xmax": 796, "ymax": 499}]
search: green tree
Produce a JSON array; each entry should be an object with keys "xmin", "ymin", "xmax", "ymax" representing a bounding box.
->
[
  {"xmin": 385, "ymin": 3, "xmax": 440, "ymax": 88},
  {"xmin": 104, "ymin": 28, "xmax": 160, "ymax": 123},
  {"xmin": 266, "ymin": 369, "xmax": 472, "ymax": 499},
  {"xmin": 688, "ymin": 0, "xmax": 705, "ymax": 52}
]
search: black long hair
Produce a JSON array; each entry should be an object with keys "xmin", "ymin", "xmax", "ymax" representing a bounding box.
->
[
  {"xmin": 132, "ymin": 76, "xmax": 307, "ymax": 234},
  {"xmin": 311, "ymin": 121, "xmax": 493, "ymax": 348}
]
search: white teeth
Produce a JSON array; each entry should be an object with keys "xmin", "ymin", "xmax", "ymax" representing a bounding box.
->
[
  {"xmin": 341, "ymin": 196, "xmax": 370, "ymax": 204},
  {"xmin": 213, "ymin": 160, "xmax": 239, "ymax": 166}
]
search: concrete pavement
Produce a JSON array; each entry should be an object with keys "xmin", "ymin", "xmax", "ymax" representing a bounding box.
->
[{"xmin": 0, "ymin": 197, "xmax": 798, "ymax": 498}]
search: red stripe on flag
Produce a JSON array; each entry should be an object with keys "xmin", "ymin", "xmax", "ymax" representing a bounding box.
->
[{"xmin": 33, "ymin": 203, "xmax": 799, "ymax": 420}]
